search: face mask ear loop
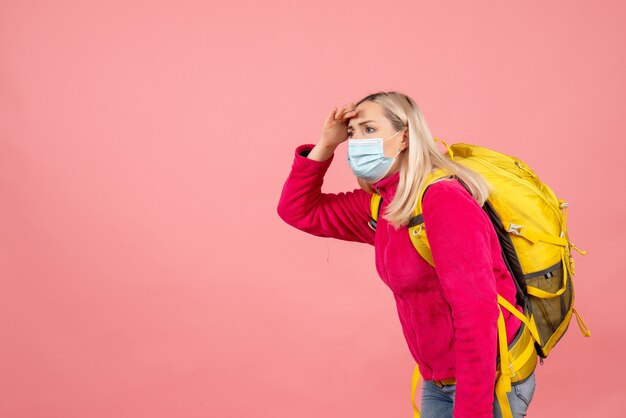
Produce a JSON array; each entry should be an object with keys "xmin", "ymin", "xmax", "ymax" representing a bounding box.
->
[
  {"xmin": 383, "ymin": 130, "xmax": 402, "ymax": 143},
  {"xmin": 386, "ymin": 129, "xmax": 406, "ymax": 158},
  {"xmin": 368, "ymin": 146, "xmax": 402, "ymax": 183},
  {"xmin": 379, "ymin": 147, "xmax": 404, "ymax": 182},
  {"xmin": 383, "ymin": 129, "xmax": 403, "ymax": 159}
]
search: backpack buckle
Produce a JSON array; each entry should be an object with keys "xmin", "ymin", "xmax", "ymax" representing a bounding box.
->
[
  {"xmin": 411, "ymin": 224, "xmax": 424, "ymax": 236},
  {"xmin": 507, "ymin": 223, "xmax": 525, "ymax": 236}
]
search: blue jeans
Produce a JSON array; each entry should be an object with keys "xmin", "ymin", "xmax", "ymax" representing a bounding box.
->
[{"xmin": 420, "ymin": 371, "xmax": 536, "ymax": 418}]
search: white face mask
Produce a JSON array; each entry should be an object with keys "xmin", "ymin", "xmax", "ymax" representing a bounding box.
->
[{"xmin": 347, "ymin": 130, "xmax": 403, "ymax": 183}]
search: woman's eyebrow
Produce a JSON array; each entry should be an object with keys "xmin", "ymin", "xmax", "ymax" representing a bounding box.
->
[{"xmin": 347, "ymin": 120, "xmax": 376, "ymax": 130}]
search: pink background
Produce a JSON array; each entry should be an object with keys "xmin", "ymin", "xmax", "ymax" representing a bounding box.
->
[{"xmin": 1, "ymin": 1, "xmax": 624, "ymax": 417}]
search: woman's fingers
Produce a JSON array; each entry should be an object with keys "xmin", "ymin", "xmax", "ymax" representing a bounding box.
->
[
  {"xmin": 335, "ymin": 103, "xmax": 355, "ymax": 121},
  {"xmin": 343, "ymin": 109, "xmax": 357, "ymax": 120},
  {"xmin": 320, "ymin": 103, "xmax": 357, "ymax": 146},
  {"xmin": 325, "ymin": 103, "xmax": 356, "ymax": 129},
  {"xmin": 340, "ymin": 103, "xmax": 357, "ymax": 120},
  {"xmin": 326, "ymin": 106, "xmax": 338, "ymax": 125},
  {"xmin": 334, "ymin": 105, "xmax": 346, "ymax": 120}
]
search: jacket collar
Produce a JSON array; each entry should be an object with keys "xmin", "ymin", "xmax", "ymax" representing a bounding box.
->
[{"xmin": 372, "ymin": 169, "xmax": 400, "ymax": 200}]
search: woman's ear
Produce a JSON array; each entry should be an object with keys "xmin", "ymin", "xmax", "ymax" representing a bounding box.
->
[{"xmin": 400, "ymin": 129, "xmax": 409, "ymax": 151}]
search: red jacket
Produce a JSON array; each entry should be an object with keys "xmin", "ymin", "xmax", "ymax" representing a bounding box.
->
[{"xmin": 277, "ymin": 144, "xmax": 523, "ymax": 418}]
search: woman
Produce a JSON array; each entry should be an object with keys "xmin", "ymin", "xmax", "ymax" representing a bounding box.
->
[{"xmin": 276, "ymin": 91, "xmax": 537, "ymax": 418}]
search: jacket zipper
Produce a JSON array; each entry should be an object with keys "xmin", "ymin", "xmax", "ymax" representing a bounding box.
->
[
  {"xmin": 399, "ymin": 294, "xmax": 431, "ymax": 372},
  {"xmin": 378, "ymin": 210, "xmax": 431, "ymax": 372}
]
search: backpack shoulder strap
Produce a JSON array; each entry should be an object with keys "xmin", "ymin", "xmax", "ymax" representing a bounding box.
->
[
  {"xmin": 407, "ymin": 168, "xmax": 456, "ymax": 266},
  {"xmin": 369, "ymin": 170, "xmax": 449, "ymax": 235}
]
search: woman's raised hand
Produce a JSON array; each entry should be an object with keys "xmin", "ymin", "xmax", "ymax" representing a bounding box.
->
[
  {"xmin": 306, "ymin": 103, "xmax": 358, "ymax": 162},
  {"xmin": 320, "ymin": 103, "xmax": 358, "ymax": 148}
]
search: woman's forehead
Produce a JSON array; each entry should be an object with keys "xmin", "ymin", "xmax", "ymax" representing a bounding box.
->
[
  {"xmin": 349, "ymin": 102, "xmax": 384, "ymax": 128},
  {"xmin": 355, "ymin": 100, "xmax": 382, "ymax": 114}
]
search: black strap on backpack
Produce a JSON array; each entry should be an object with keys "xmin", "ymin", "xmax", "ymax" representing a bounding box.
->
[{"xmin": 455, "ymin": 178, "xmax": 528, "ymax": 308}]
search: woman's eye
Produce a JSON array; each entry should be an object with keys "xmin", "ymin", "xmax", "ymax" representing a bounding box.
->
[{"xmin": 347, "ymin": 127, "xmax": 374, "ymax": 138}]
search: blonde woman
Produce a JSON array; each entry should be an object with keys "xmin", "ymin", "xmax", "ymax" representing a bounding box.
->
[{"xmin": 276, "ymin": 91, "xmax": 536, "ymax": 418}]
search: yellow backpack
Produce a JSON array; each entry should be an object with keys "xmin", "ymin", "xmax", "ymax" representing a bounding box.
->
[{"xmin": 368, "ymin": 140, "xmax": 591, "ymax": 418}]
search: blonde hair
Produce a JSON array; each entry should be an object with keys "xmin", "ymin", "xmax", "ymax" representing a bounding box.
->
[{"xmin": 355, "ymin": 91, "xmax": 492, "ymax": 229}]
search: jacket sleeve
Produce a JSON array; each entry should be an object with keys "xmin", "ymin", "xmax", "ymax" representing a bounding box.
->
[
  {"xmin": 276, "ymin": 144, "xmax": 376, "ymax": 246},
  {"xmin": 421, "ymin": 180, "xmax": 500, "ymax": 418}
]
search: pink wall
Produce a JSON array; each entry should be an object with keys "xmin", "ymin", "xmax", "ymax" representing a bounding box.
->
[{"xmin": 1, "ymin": 0, "xmax": 624, "ymax": 417}]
